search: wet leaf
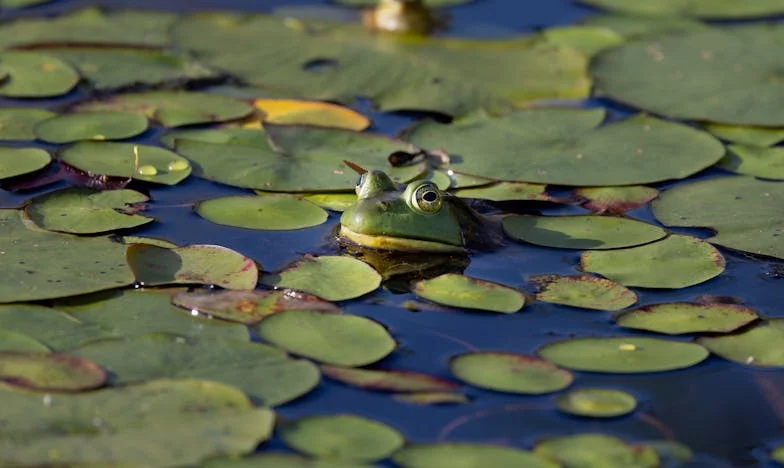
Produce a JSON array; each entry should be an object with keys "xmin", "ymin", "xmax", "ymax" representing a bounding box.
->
[
  {"xmin": 0, "ymin": 51, "xmax": 79, "ymax": 97},
  {"xmin": 541, "ymin": 25, "xmax": 624, "ymax": 57},
  {"xmin": 503, "ymin": 215, "xmax": 666, "ymax": 250},
  {"xmin": 581, "ymin": 13, "xmax": 710, "ymax": 38},
  {"xmin": 0, "ymin": 108, "xmax": 56, "ymax": 140},
  {"xmin": 534, "ymin": 433, "xmax": 659, "ymax": 468},
  {"xmin": 705, "ymin": 123, "xmax": 784, "ymax": 147},
  {"xmin": 73, "ymin": 335, "xmax": 320, "ymax": 406},
  {"xmin": 393, "ymin": 392, "xmax": 470, "ymax": 405},
  {"xmin": 578, "ymin": 0, "xmax": 784, "ymax": 18},
  {"xmin": 652, "ymin": 177, "xmax": 784, "ymax": 259},
  {"xmin": 320, "ymin": 365, "xmax": 459, "ymax": 393},
  {"xmin": 452, "ymin": 181, "xmax": 551, "ymax": 202},
  {"xmin": 532, "ymin": 274, "xmax": 637, "ymax": 311},
  {"xmin": 0, "ymin": 304, "xmax": 108, "ymax": 351},
  {"xmin": 450, "ymin": 352, "xmax": 573, "ymax": 394},
  {"xmin": 300, "ymin": 192, "xmax": 358, "ymax": 212},
  {"xmin": 580, "ymin": 235, "xmax": 726, "ymax": 288},
  {"xmin": 575, "ymin": 186, "xmax": 659, "ymax": 214},
  {"xmin": 615, "ymin": 302, "xmax": 759, "ymax": 335},
  {"xmin": 280, "ymin": 414, "xmax": 404, "ymax": 462},
  {"xmin": 719, "ymin": 144, "xmax": 784, "ymax": 180},
  {"xmin": 203, "ymin": 453, "xmax": 375, "ymax": 468},
  {"xmin": 0, "ymin": 352, "xmax": 105, "ymax": 392},
  {"xmin": 196, "ymin": 195, "xmax": 328, "ymax": 231},
  {"xmin": 0, "ymin": 330, "xmax": 49, "ymax": 353},
  {"xmin": 555, "ymin": 388, "xmax": 637, "ymax": 418},
  {"xmin": 127, "ymin": 244, "xmax": 258, "ymax": 290},
  {"xmin": 254, "ymin": 310, "xmax": 396, "ymax": 367},
  {"xmin": 407, "ymin": 110, "xmax": 724, "ymax": 186},
  {"xmin": 161, "ymin": 127, "xmax": 269, "ymax": 148},
  {"xmin": 538, "ymin": 336, "xmax": 709, "ymax": 373},
  {"xmin": 393, "ymin": 443, "xmax": 558, "ymax": 468},
  {"xmin": 413, "ymin": 274, "xmax": 525, "ymax": 313},
  {"xmin": 33, "ymin": 111, "xmax": 148, "ymax": 144},
  {"xmin": 253, "ymin": 99, "xmax": 370, "ymax": 130},
  {"xmin": 0, "ymin": 147, "xmax": 51, "ymax": 180},
  {"xmin": 698, "ymin": 319, "xmax": 784, "ymax": 367},
  {"xmin": 261, "ymin": 256, "xmax": 380, "ymax": 301}
]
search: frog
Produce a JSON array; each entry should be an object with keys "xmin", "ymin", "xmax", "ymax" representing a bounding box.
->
[{"xmin": 362, "ymin": 0, "xmax": 447, "ymax": 35}]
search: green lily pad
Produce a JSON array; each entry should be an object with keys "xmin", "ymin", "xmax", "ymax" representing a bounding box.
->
[
  {"xmin": 413, "ymin": 274, "xmax": 525, "ymax": 313},
  {"xmin": 203, "ymin": 453, "xmax": 375, "ymax": 468},
  {"xmin": 537, "ymin": 336, "xmax": 709, "ymax": 373},
  {"xmin": 336, "ymin": 0, "xmax": 470, "ymax": 6},
  {"xmin": 33, "ymin": 111, "xmax": 148, "ymax": 144},
  {"xmin": 704, "ymin": 123, "xmax": 784, "ymax": 147},
  {"xmin": 60, "ymin": 142, "xmax": 191, "ymax": 186},
  {"xmin": 254, "ymin": 310, "xmax": 396, "ymax": 367},
  {"xmin": 555, "ymin": 388, "xmax": 637, "ymax": 418},
  {"xmin": 171, "ymin": 289, "xmax": 340, "ymax": 325},
  {"xmin": 72, "ymin": 335, "xmax": 320, "ymax": 406},
  {"xmin": 407, "ymin": 110, "xmax": 724, "ymax": 186},
  {"xmin": 196, "ymin": 195, "xmax": 328, "ymax": 231},
  {"xmin": 161, "ymin": 127, "xmax": 269, "ymax": 148},
  {"xmin": 580, "ymin": 235, "xmax": 726, "ymax": 288},
  {"xmin": 393, "ymin": 392, "xmax": 470, "ymax": 405},
  {"xmin": 25, "ymin": 188, "xmax": 153, "ymax": 235},
  {"xmin": 452, "ymin": 181, "xmax": 551, "ymax": 202},
  {"xmin": 591, "ymin": 25, "xmax": 784, "ymax": 126},
  {"xmin": 642, "ymin": 441, "xmax": 694, "ymax": 465},
  {"xmin": 0, "ymin": 304, "xmax": 108, "ymax": 351},
  {"xmin": 0, "ymin": 108, "xmax": 56, "ymax": 140},
  {"xmin": 119, "ymin": 236, "xmax": 178, "ymax": 248},
  {"xmin": 575, "ymin": 186, "xmax": 659, "ymax": 214},
  {"xmin": 698, "ymin": 319, "xmax": 784, "ymax": 367},
  {"xmin": 0, "ymin": 51, "xmax": 79, "ymax": 97},
  {"xmin": 0, "ymin": 209, "xmax": 134, "ymax": 303},
  {"xmin": 0, "ymin": 147, "xmax": 51, "ymax": 180},
  {"xmin": 616, "ymin": 302, "xmax": 759, "ymax": 335},
  {"xmin": 581, "ymin": 14, "xmax": 710, "ymax": 38},
  {"xmin": 652, "ymin": 177, "xmax": 784, "ymax": 259},
  {"xmin": 320, "ymin": 365, "xmax": 459, "ymax": 393},
  {"xmin": 449, "ymin": 352, "xmax": 573, "ymax": 394},
  {"xmin": 393, "ymin": 443, "xmax": 558, "ymax": 468},
  {"xmin": 0, "ymin": 352, "xmax": 105, "ymax": 392},
  {"xmin": 532, "ymin": 274, "xmax": 637, "ymax": 311},
  {"xmin": 261, "ymin": 256, "xmax": 380, "ymax": 301},
  {"xmin": 127, "ymin": 244, "xmax": 258, "ymax": 290},
  {"xmin": 719, "ymin": 144, "xmax": 784, "ymax": 180},
  {"xmin": 578, "ymin": 0, "xmax": 784, "ymax": 18},
  {"xmin": 0, "ymin": 330, "xmax": 49, "ymax": 353},
  {"xmin": 541, "ymin": 25, "xmax": 624, "ymax": 57},
  {"xmin": 280, "ymin": 414, "xmax": 405, "ymax": 462},
  {"xmin": 534, "ymin": 433, "xmax": 659, "ymax": 468},
  {"xmin": 300, "ymin": 192, "xmax": 358, "ymax": 212},
  {"xmin": 74, "ymin": 91, "xmax": 254, "ymax": 127},
  {"xmin": 0, "ymin": 0, "xmax": 53, "ymax": 8},
  {"xmin": 503, "ymin": 215, "xmax": 666, "ymax": 250},
  {"xmin": 0, "ymin": 379, "xmax": 274, "ymax": 466}
]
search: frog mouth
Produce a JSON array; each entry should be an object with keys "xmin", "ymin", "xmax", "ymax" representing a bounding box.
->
[{"xmin": 339, "ymin": 226, "xmax": 464, "ymax": 253}]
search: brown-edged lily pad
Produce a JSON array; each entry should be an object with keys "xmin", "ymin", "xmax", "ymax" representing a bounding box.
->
[
  {"xmin": 261, "ymin": 256, "xmax": 381, "ymax": 301},
  {"xmin": 0, "ymin": 352, "xmax": 105, "ymax": 392},
  {"xmin": 413, "ymin": 274, "xmax": 525, "ymax": 313},
  {"xmin": 575, "ymin": 186, "xmax": 659, "ymax": 213},
  {"xmin": 320, "ymin": 365, "xmax": 459, "ymax": 393},
  {"xmin": 532, "ymin": 274, "xmax": 637, "ymax": 311},
  {"xmin": 615, "ymin": 302, "xmax": 759, "ymax": 335},
  {"xmin": 450, "ymin": 352, "xmax": 573, "ymax": 395}
]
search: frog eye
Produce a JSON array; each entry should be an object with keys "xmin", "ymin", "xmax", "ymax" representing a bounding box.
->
[{"xmin": 412, "ymin": 183, "xmax": 442, "ymax": 213}]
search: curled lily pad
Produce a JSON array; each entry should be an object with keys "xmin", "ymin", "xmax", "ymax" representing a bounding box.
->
[
  {"xmin": 393, "ymin": 392, "xmax": 469, "ymax": 405},
  {"xmin": 261, "ymin": 256, "xmax": 380, "ymax": 301},
  {"xmin": 195, "ymin": 195, "xmax": 328, "ymax": 231},
  {"xmin": 537, "ymin": 336, "xmax": 709, "ymax": 373},
  {"xmin": 161, "ymin": 127, "xmax": 269, "ymax": 148},
  {"xmin": 575, "ymin": 186, "xmax": 659, "ymax": 214},
  {"xmin": 503, "ymin": 215, "xmax": 666, "ymax": 250},
  {"xmin": 300, "ymin": 192, "xmax": 358, "ymax": 212},
  {"xmin": 581, "ymin": 13, "xmax": 710, "ymax": 38},
  {"xmin": 704, "ymin": 123, "xmax": 784, "ymax": 147},
  {"xmin": 652, "ymin": 177, "xmax": 784, "ymax": 259},
  {"xmin": 0, "ymin": 352, "xmax": 105, "ymax": 392},
  {"xmin": 0, "ymin": 51, "xmax": 79, "ymax": 97},
  {"xmin": 578, "ymin": 0, "xmax": 784, "ymax": 18},
  {"xmin": 534, "ymin": 433, "xmax": 659, "ymax": 468},
  {"xmin": 25, "ymin": 188, "xmax": 153, "ymax": 235},
  {"xmin": 532, "ymin": 274, "xmax": 637, "ymax": 311},
  {"xmin": 320, "ymin": 365, "xmax": 459, "ymax": 393},
  {"xmin": 555, "ymin": 388, "xmax": 637, "ymax": 418},
  {"xmin": 203, "ymin": 453, "xmax": 375, "ymax": 468},
  {"xmin": 393, "ymin": 443, "xmax": 558, "ymax": 468},
  {"xmin": 0, "ymin": 109, "xmax": 56, "ymax": 141},
  {"xmin": 33, "ymin": 111, "xmax": 148, "ymax": 144},
  {"xmin": 253, "ymin": 99, "xmax": 370, "ymax": 130},
  {"xmin": 450, "ymin": 352, "xmax": 573, "ymax": 394},
  {"xmin": 452, "ymin": 181, "xmax": 551, "ymax": 202},
  {"xmin": 0, "ymin": 147, "xmax": 51, "ymax": 180},
  {"xmin": 413, "ymin": 274, "xmax": 525, "ymax": 313},
  {"xmin": 698, "ymin": 319, "xmax": 784, "ymax": 367},
  {"xmin": 254, "ymin": 310, "xmax": 396, "ymax": 367},
  {"xmin": 280, "ymin": 414, "xmax": 404, "ymax": 462},
  {"xmin": 719, "ymin": 144, "xmax": 784, "ymax": 180},
  {"xmin": 580, "ymin": 235, "xmax": 726, "ymax": 288},
  {"xmin": 615, "ymin": 302, "xmax": 759, "ymax": 335},
  {"xmin": 127, "ymin": 244, "xmax": 258, "ymax": 290}
]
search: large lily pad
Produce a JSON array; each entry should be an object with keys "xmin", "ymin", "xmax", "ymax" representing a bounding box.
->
[
  {"xmin": 578, "ymin": 0, "xmax": 784, "ymax": 19},
  {"xmin": 534, "ymin": 433, "xmax": 659, "ymax": 468},
  {"xmin": 0, "ymin": 51, "xmax": 79, "ymax": 97},
  {"xmin": 652, "ymin": 177, "xmax": 784, "ymax": 259},
  {"xmin": 261, "ymin": 256, "xmax": 381, "ymax": 301},
  {"xmin": 253, "ymin": 99, "xmax": 370, "ymax": 130},
  {"xmin": 719, "ymin": 144, "xmax": 784, "ymax": 180},
  {"xmin": 393, "ymin": 443, "xmax": 558, "ymax": 468},
  {"xmin": 616, "ymin": 302, "xmax": 759, "ymax": 335},
  {"xmin": 33, "ymin": 111, "xmax": 148, "ymax": 144},
  {"xmin": 195, "ymin": 195, "xmax": 328, "ymax": 231},
  {"xmin": 320, "ymin": 365, "xmax": 459, "ymax": 393},
  {"xmin": 0, "ymin": 108, "xmax": 56, "ymax": 140},
  {"xmin": 698, "ymin": 319, "xmax": 784, "ymax": 367},
  {"xmin": 406, "ymin": 110, "xmax": 724, "ymax": 186},
  {"xmin": 450, "ymin": 352, "xmax": 573, "ymax": 394},
  {"xmin": 413, "ymin": 274, "xmax": 525, "ymax": 313},
  {"xmin": 0, "ymin": 352, "xmax": 105, "ymax": 392},
  {"xmin": 591, "ymin": 25, "xmax": 784, "ymax": 126},
  {"xmin": 532, "ymin": 274, "xmax": 637, "ymax": 311},
  {"xmin": 0, "ymin": 147, "xmax": 51, "ymax": 180}
]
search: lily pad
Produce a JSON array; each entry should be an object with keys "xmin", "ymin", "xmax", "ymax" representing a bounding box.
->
[
  {"xmin": 0, "ymin": 51, "xmax": 79, "ymax": 97},
  {"xmin": 0, "ymin": 209, "xmax": 134, "ymax": 303},
  {"xmin": 0, "ymin": 147, "xmax": 51, "ymax": 180},
  {"xmin": 449, "ymin": 352, "xmax": 573, "ymax": 394},
  {"xmin": 280, "ymin": 414, "xmax": 404, "ymax": 462},
  {"xmin": 0, "ymin": 330, "xmax": 49, "ymax": 353},
  {"xmin": 698, "ymin": 319, "xmax": 784, "ymax": 367},
  {"xmin": 393, "ymin": 392, "xmax": 470, "ymax": 405},
  {"xmin": 413, "ymin": 274, "xmax": 525, "ymax": 313},
  {"xmin": 555, "ymin": 388, "xmax": 637, "ymax": 418},
  {"xmin": 254, "ymin": 310, "xmax": 396, "ymax": 367},
  {"xmin": 119, "ymin": 236, "xmax": 178, "ymax": 248},
  {"xmin": 60, "ymin": 142, "xmax": 191, "ymax": 186},
  {"xmin": 578, "ymin": 0, "xmax": 784, "ymax": 18},
  {"xmin": 706, "ymin": 123, "xmax": 784, "ymax": 148},
  {"xmin": 407, "ymin": 110, "xmax": 724, "ymax": 186},
  {"xmin": 320, "ymin": 365, "xmax": 459, "ymax": 393},
  {"xmin": 452, "ymin": 181, "xmax": 551, "ymax": 202},
  {"xmin": 719, "ymin": 144, "xmax": 784, "ymax": 180},
  {"xmin": 616, "ymin": 302, "xmax": 759, "ymax": 335},
  {"xmin": 503, "ymin": 215, "xmax": 666, "ymax": 250},
  {"xmin": 301, "ymin": 192, "xmax": 358, "ymax": 212},
  {"xmin": 541, "ymin": 25, "xmax": 624, "ymax": 57},
  {"xmin": 0, "ymin": 108, "xmax": 56, "ymax": 140},
  {"xmin": 253, "ymin": 99, "xmax": 370, "ymax": 130},
  {"xmin": 127, "ymin": 244, "xmax": 258, "ymax": 290},
  {"xmin": 591, "ymin": 25, "xmax": 784, "ymax": 126},
  {"xmin": 196, "ymin": 195, "xmax": 328, "ymax": 231},
  {"xmin": 33, "ymin": 111, "xmax": 148, "ymax": 144},
  {"xmin": 643, "ymin": 441, "xmax": 694, "ymax": 465},
  {"xmin": 0, "ymin": 304, "xmax": 108, "ymax": 351},
  {"xmin": 261, "ymin": 256, "xmax": 380, "ymax": 301},
  {"xmin": 0, "ymin": 0, "xmax": 54, "ymax": 7},
  {"xmin": 575, "ymin": 186, "xmax": 659, "ymax": 214},
  {"xmin": 532, "ymin": 274, "xmax": 637, "ymax": 311},
  {"xmin": 72, "ymin": 335, "xmax": 320, "ymax": 406},
  {"xmin": 25, "ymin": 188, "xmax": 153, "ymax": 234},
  {"xmin": 537, "ymin": 336, "xmax": 709, "ymax": 373},
  {"xmin": 171, "ymin": 289, "xmax": 340, "ymax": 325},
  {"xmin": 534, "ymin": 433, "xmax": 659, "ymax": 468},
  {"xmin": 0, "ymin": 352, "xmax": 105, "ymax": 392},
  {"xmin": 393, "ymin": 443, "xmax": 558, "ymax": 468},
  {"xmin": 580, "ymin": 235, "xmax": 726, "ymax": 288},
  {"xmin": 203, "ymin": 453, "xmax": 375, "ymax": 468},
  {"xmin": 162, "ymin": 127, "xmax": 269, "ymax": 148},
  {"xmin": 581, "ymin": 13, "xmax": 710, "ymax": 38},
  {"xmin": 652, "ymin": 177, "xmax": 784, "ymax": 259}
]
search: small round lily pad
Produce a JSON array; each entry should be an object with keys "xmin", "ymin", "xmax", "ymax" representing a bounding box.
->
[
  {"xmin": 280, "ymin": 414, "xmax": 404, "ymax": 462},
  {"xmin": 532, "ymin": 274, "xmax": 637, "ymax": 311},
  {"xmin": 450, "ymin": 352, "xmax": 573, "ymax": 395},
  {"xmin": 534, "ymin": 433, "xmax": 659, "ymax": 467},
  {"xmin": 0, "ymin": 108, "xmax": 56, "ymax": 140},
  {"xmin": 261, "ymin": 256, "xmax": 381, "ymax": 301},
  {"xmin": 320, "ymin": 365, "xmax": 459, "ymax": 393},
  {"xmin": 537, "ymin": 336, "xmax": 709, "ymax": 373},
  {"xmin": 195, "ymin": 195, "xmax": 328, "ymax": 231},
  {"xmin": 253, "ymin": 98, "xmax": 371, "ymax": 130},
  {"xmin": 0, "ymin": 352, "xmax": 106, "ymax": 391},
  {"xmin": 698, "ymin": 319, "xmax": 784, "ymax": 367},
  {"xmin": 575, "ymin": 186, "xmax": 659, "ymax": 214},
  {"xmin": 555, "ymin": 388, "xmax": 637, "ymax": 418},
  {"xmin": 393, "ymin": 443, "xmax": 558, "ymax": 468},
  {"xmin": 0, "ymin": 147, "xmax": 51, "ymax": 180},
  {"xmin": 33, "ymin": 111, "xmax": 148, "ymax": 144},
  {"xmin": 0, "ymin": 51, "xmax": 79, "ymax": 97},
  {"xmin": 254, "ymin": 310, "xmax": 396, "ymax": 367},
  {"xmin": 413, "ymin": 274, "xmax": 525, "ymax": 313},
  {"xmin": 616, "ymin": 302, "xmax": 759, "ymax": 335},
  {"xmin": 719, "ymin": 144, "xmax": 784, "ymax": 180}
]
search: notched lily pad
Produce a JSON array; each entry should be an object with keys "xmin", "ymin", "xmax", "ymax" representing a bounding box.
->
[
  {"xmin": 253, "ymin": 99, "xmax": 370, "ymax": 130},
  {"xmin": 616, "ymin": 302, "xmax": 759, "ymax": 335},
  {"xmin": 0, "ymin": 108, "xmax": 56, "ymax": 141},
  {"xmin": 0, "ymin": 147, "xmax": 51, "ymax": 180},
  {"xmin": 0, "ymin": 51, "xmax": 79, "ymax": 98},
  {"xmin": 320, "ymin": 365, "xmax": 459, "ymax": 393},
  {"xmin": 195, "ymin": 195, "xmax": 328, "ymax": 231},
  {"xmin": 532, "ymin": 274, "xmax": 637, "ymax": 311},
  {"xmin": 720, "ymin": 144, "xmax": 784, "ymax": 180},
  {"xmin": 698, "ymin": 319, "xmax": 784, "ymax": 367},
  {"xmin": 555, "ymin": 388, "xmax": 637, "ymax": 418},
  {"xmin": 413, "ymin": 273, "xmax": 525, "ymax": 313},
  {"xmin": 450, "ymin": 351, "xmax": 573, "ymax": 394},
  {"xmin": 34, "ymin": 111, "xmax": 148, "ymax": 144},
  {"xmin": 393, "ymin": 443, "xmax": 558, "ymax": 468},
  {"xmin": 0, "ymin": 352, "xmax": 105, "ymax": 392},
  {"xmin": 261, "ymin": 256, "xmax": 380, "ymax": 301},
  {"xmin": 534, "ymin": 433, "xmax": 659, "ymax": 468},
  {"xmin": 575, "ymin": 186, "xmax": 659, "ymax": 213}
]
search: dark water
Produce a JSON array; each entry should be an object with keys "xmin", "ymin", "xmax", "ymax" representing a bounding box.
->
[{"xmin": 1, "ymin": 0, "xmax": 783, "ymax": 466}]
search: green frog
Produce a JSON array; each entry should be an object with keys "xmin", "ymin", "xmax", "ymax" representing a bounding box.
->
[{"xmin": 362, "ymin": 0, "xmax": 446, "ymax": 35}]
